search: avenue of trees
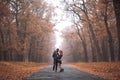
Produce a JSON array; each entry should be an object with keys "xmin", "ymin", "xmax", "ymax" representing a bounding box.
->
[
  {"xmin": 0, "ymin": 0, "xmax": 55, "ymax": 62},
  {"xmin": 0, "ymin": 0, "xmax": 120, "ymax": 63},
  {"xmin": 62, "ymin": 0, "xmax": 120, "ymax": 62}
]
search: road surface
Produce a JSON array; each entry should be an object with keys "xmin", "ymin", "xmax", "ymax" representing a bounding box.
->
[{"xmin": 23, "ymin": 65, "xmax": 103, "ymax": 80}]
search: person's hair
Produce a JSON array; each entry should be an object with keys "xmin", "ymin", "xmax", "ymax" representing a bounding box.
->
[{"xmin": 60, "ymin": 50, "xmax": 63, "ymax": 55}]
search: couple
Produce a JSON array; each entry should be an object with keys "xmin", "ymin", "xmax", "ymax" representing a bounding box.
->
[{"xmin": 52, "ymin": 48, "xmax": 64, "ymax": 72}]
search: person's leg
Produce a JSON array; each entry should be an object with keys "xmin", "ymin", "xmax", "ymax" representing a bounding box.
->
[
  {"xmin": 55, "ymin": 60, "xmax": 58, "ymax": 72},
  {"xmin": 58, "ymin": 63, "xmax": 61, "ymax": 69},
  {"xmin": 59, "ymin": 61, "xmax": 64, "ymax": 72},
  {"xmin": 53, "ymin": 60, "xmax": 55, "ymax": 71}
]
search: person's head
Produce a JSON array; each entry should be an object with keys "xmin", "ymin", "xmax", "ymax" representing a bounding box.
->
[
  {"xmin": 60, "ymin": 50, "xmax": 63, "ymax": 55},
  {"xmin": 56, "ymin": 48, "xmax": 59, "ymax": 52}
]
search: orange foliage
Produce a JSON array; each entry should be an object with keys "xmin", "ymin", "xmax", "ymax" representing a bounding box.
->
[
  {"xmin": 70, "ymin": 62, "xmax": 120, "ymax": 80},
  {"xmin": 0, "ymin": 62, "xmax": 48, "ymax": 80}
]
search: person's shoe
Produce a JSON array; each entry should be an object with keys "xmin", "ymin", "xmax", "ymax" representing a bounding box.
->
[
  {"xmin": 60, "ymin": 69, "xmax": 62, "ymax": 72},
  {"xmin": 60, "ymin": 68, "xmax": 64, "ymax": 72}
]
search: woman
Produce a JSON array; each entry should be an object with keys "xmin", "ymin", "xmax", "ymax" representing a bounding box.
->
[{"xmin": 58, "ymin": 50, "xmax": 64, "ymax": 72}]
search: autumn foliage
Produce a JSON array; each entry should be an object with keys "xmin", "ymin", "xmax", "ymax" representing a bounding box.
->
[
  {"xmin": 0, "ymin": 0, "xmax": 55, "ymax": 62},
  {"xmin": 0, "ymin": 62, "xmax": 48, "ymax": 80},
  {"xmin": 62, "ymin": 0, "xmax": 119, "ymax": 62},
  {"xmin": 70, "ymin": 62, "xmax": 120, "ymax": 80}
]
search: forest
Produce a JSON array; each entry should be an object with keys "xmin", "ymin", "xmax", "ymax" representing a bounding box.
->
[
  {"xmin": 0, "ymin": 0, "xmax": 120, "ymax": 63},
  {"xmin": 0, "ymin": 0, "xmax": 55, "ymax": 62},
  {"xmin": 1, "ymin": 0, "xmax": 120, "ymax": 80}
]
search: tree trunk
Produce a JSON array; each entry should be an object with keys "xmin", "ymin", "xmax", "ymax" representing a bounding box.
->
[
  {"xmin": 0, "ymin": 30, "xmax": 5, "ymax": 61},
  {"xmin": 88, "ymin": 28, "xmax": 97, "ymax": 62},
  {"xmin": 24, "ymin": 53, "xmax": 28, "ymax": 62},
  {"xmin": 101, "ymin": 38, "xmax": 109, "ymax": 61},
  {"xmin": 113, "ymin": 0, "xmax": 120, "ymax": 61},
  {"xmin": 76, "ymin": 25, "xmax": 88, "ymax": 62},
  {"xmin": 88, "ymin": 23, "xmax": 102, "ymax": 61},
  {"xmin": 83, "ymin": 0, "xmax": 102, "ymax": 61},
  {"xmin": 104, "ymin": 15, "xmax": 115, "ymax": 61},
  {"xmin": 103, "ymin": 0, "xmax": 115, "ymax": 62}
]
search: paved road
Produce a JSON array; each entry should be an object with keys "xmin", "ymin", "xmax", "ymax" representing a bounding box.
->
[{"xmin": 23, "ymin": 65, "xmax": 103, "ymax": 80}]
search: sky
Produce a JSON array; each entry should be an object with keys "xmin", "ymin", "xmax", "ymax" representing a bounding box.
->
[
  {"xmin": 54, "ymin": 21, "xmax": 72, "ymax": 48},
  {"xmin": 46, "ymin": 0, "xmax": 73, "ymax": 48}
]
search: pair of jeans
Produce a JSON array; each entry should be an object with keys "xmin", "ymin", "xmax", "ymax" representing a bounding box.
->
[{"xmin": 53, "ymin": 59, "xmax": 58, "ymax": 71}]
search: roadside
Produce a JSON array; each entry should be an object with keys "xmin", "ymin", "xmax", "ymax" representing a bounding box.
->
[
  {"xmin": 0, "ymin": 62, "xmax": 49, "ymax": 80},
  {"xmin": 69, "ymin": 62, "xmax": 120, "ymax": 80},
  {"xmin": 1, "ymin": 62, "xmax": 120, "ymax": 80}
]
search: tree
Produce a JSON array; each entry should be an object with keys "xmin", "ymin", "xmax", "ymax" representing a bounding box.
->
[
  {"xmin": 113, "ymin": 0, "xmax": 120, "ymax": 61},
  {"xmin": 99, "ymin": 0, "xmax": 115, "ymax": 61},
  {"xmin": 64, "ymin": 0, "xmax": 102, "ymax": 61},
  {"xmin": 0, "ymin": 0, "xmax": 54, "ymax": 62},
  {"xmin": 63, "ymin": 0, "xmax": 117, "ymax": 62}
]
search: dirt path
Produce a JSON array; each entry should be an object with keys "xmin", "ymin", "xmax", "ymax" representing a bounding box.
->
[{"xmin": 23, "ymin": 65, "xmax": 103, "ymax": 80}]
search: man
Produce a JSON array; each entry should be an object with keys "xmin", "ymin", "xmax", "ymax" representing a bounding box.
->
[{"xmin": 52, "ymin": 48, "xmax": 59, "ymax": 72}]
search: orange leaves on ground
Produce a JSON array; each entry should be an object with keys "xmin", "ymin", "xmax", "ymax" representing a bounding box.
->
[
  {"xmin": 69, "ymin": 62, "xmax": 120, "ymax": 80},
  {"xmin": 0, "ymin": 62, "xmax": 48, "ymax": 80}
]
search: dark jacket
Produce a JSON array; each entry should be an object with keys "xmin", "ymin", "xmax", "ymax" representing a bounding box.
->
[
  {"xmin": 57, "ymin": 54, "xmax": 63, "ymax": 64},
  {"xmin": 52, "ymin": 51, "xmax": 59, "ymax": 60},
  {"xmin": 58, "ymin": 54, "xmax": 63, "ymax": 59}
]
